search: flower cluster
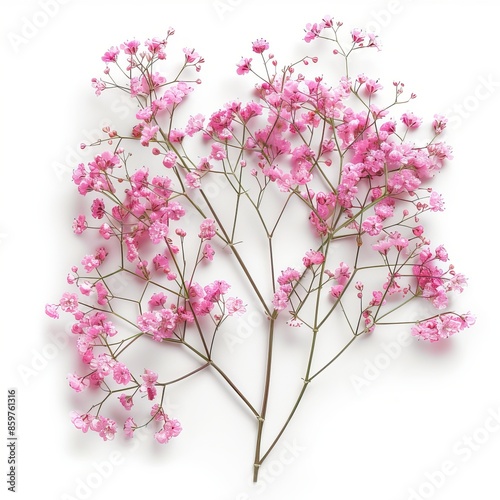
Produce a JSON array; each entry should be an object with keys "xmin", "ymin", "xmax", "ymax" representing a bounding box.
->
[{"xmin": 46, "ymin": 17, "xmax": 473, "ymax": 481}]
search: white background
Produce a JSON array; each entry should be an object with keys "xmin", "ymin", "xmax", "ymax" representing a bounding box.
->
[{"xmin": 1, "ymin": 1, "xmax": 499, "ymax": 499}]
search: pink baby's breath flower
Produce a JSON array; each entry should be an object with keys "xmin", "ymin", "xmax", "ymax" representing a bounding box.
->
[
  {"xmin": 102, "ymin": 46, "xmax": 119, "ymax": 63},
  {"xmin": 113, "ymin": 363, "xmax": 131, "ymax": 385},
  {"xmin": 73, "ymin": 214, "xmax": 87, "ymax": 234},
  {"xmin": 198, "ymin": 218, "xmax": 216, "ymax": 240},
  {"xmin": 236, "ymin": 57, "xmax": 252, "ymax": 75},
  {"xmin": 272, "ymin": 289, "xmax": 289, "ymax": 311},
  {"xmin": 118, "ymin": 394, "xmax": 134, "ymax": 410},
  {"xmin": 333, "ymin": 262, "xmax": 351, "ymax": 285},
  {"xmin": 45, "ymin": 304, "xmax": 59, "ymax": 319},
  {"xmin": 70, "ymin": 412, "xmax": 93, "ymax": 434},
  {"xmin": 124, "ymin": 417, "xmax": 137, "ymax": 438},
  {"xmin": 186, "ymin": 172, "xmax": 201, "ymax": 189},
  {"xmin": 60, "ymin": 292, "xmax": 79, "ymax": 313},
  {"xmin": 162, "ymin": 151, "xmax": 178, "ymax": 168},
  {"xmin": 203, "ymin": 243, "xmax": 215, "ymax": 261},
  {"xmin": 149, "ymin": 220, "xmax": 169, "ymax": 244},
  {"xmin": 302, "ymin": 250, "xmax": 325, "ymax": 267},
  {"xmin": 429, "ymin": 191, "xmax": 445, "ymax": 211},
  {"xmin": 252, "ymin": 39, "xmax": 269, "ymax": 53},
  {"xmin": 155, "ymin": 418, "xmax": 182, "ymax": 444},
  {"xmin": 401, "ymin": 112, "xmax": 422, "ymax": 129},
  {"xmin": 226, "ymin": 297, "xmax": 246, "ymax": 316},
  {"xmin": 330, "ymin": 284, "xmax": 344, "ymax": 298},
  {"xmin": 140, "ymin": 124, "xmax": 159, "ymax": 146},
  {"xmin": 362, "ymin": 216, "xmax": 383, "ymax": 236},
  {"xmin": 81, "ymin": 254, "xmax": 100, "ymax": 273},
  {"xmin": 91, "ymin": 416, "xmax": 117, "ymax": 441},
  {"xmin": 67, "ymin": 373, "xmax": 89, "ymax": 392}
]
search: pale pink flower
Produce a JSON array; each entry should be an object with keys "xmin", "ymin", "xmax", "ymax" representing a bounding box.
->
[
  {"xmin": 67, "ymin": 373, "xmax": 89, "ymax": 392},
  {"xmin": 252, "ymin": 39, "xmax": 269, "ymax": 53},
  {"xmin": 140, "ymin": 124, "xmax": 159, "ymax": 146},
  {"xmin": 203, "ymin": 243, "xmax": 215, "ymax": 261},
  {"xmin": 185, "ymin": 114, "xmax": 205, "ymax": 136},
  {"xmin": 186, "ymin": 172, "xmax": 201, "ymax": 189},
  {"xmin": 60, "ymin": 292, "xmax": 79, "ymax": 313},
  {"xmin": 198, "ymin": 218, "xmax": 216, "ymax": 240},
  {"xmin": 148, "ymin": 292, "xmax": 167, "ymax": 309},
  {"xmin": 102, "ymin": 46, "xmax": 119, "ymax": 63}
]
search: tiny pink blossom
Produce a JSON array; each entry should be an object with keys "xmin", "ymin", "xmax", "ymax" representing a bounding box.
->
[
  {"xmin": 60, "ymin": 292, "xmax": 79, "ymax": 313},
  {"xmin": 226, "ymin": 297, "xmax": 246, "ymax": 316},
  {"xmin": 429, "ymin": 191, "xmax": 445, "ymax": 211},
  {"xmin": 302, "ymin": 250, "xmax": 325, "ymax": 267},
  {"xmin": 118, "ymin": 394, "xmax": 134, "ymax": 410},
  {"xmin": 162, "ymin": 151, "xmax": 178, "ymax": 168},
  {"xmin": 73, "ymin": 215, "xmax": 87, "ymax": 234},
  {"xmin": 67, "ymin": 373, "xmax": 89, "ymax": 392},
  {"xmin": 252, "ymin": 39, "xmax": 269, "ymax": 53},
  {"xmin": 124, "ymin": 417, "xmax": 136, "ymax": 438},
  {"xmin": 236, "ymin": 57, "xmax": 252, "ymax": 75},
  {"xmin": 186, "ymin": 172, "xmax": 201, "ymax": 189},
  {"xmin": 330, "ymin": 284, "xmax": 344, "ymax": 298},
  {"xmin": 102, "ymin": 46, "xmax": 119, "ymax": 63},
  {"xmin": 401, "ymin": 112, "xmax": 422, "ymax": 129},
  {"xmin": 113, "ymin": 362, "xmax": 131, "ymax": 385},
  {"xmin": 45, "ymin": 304, "xmax": 59, "ymax": 319},
  {"xmin": 362, "ymin": 216, "xmax": 383, "ymax": 236},
  {"xmin": 203, "ymin": 243, "xmax": 215, "ymax": 261},
  {"xmin": 198, "ymin": 218, "xmax": 216, "ymax": 240}
]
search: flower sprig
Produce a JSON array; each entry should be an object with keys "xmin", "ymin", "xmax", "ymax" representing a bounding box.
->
[{"xmin": 46, "ymin": 15, "xmax": 474, "ymax": 482}]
